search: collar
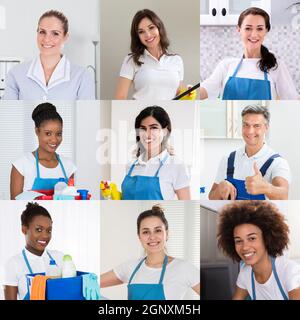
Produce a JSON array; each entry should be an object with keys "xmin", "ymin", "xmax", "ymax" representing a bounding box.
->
[
  {"xmin": 26, "ymin": 55, "xmax": 70, "ymax": 91},
  {"xmin": 136, "ymin": 149, "xmax": 169, "ymax": 165},
  {"xmin": 242, "ymin": 143, "xmax": 269, "ymax": 159},
  {"xmin": 144, "ymin": 49, "xmax": 166, "ymax": 62},
  {"xmin": 24, "ymin": 247, "xmax": 48, "ymax": 261}
]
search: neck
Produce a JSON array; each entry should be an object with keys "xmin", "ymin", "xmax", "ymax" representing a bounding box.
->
[
  {"xmin": 243, "ymin": 48, "xmax": 261, "ymax": 59},
  {"xmin": 245, "ymin": 143, "xmax": 264, "ymax": 157},
  {"xmin": 147, "ymin": 46, "xmax": 163, "ymax": 60},
  {"xmin": 26, "ymin": 245, "xmax": 44, "ymax": 257},
  {"xmin": 40, "ymin": 53, "xmax": 62, "ymax": 71},
  {"xmin": 146, "ymin": 146, "xmax": 162, "ymax": 160},
  {"xmin": 252, "ymin": 254, "xmax": 272, "ymax": 284},
  {"xmin": 145, "ymin": 251, "xmax": 166, "ymax": 267},
  {"xmin": 36, "ymin": 147, "xmax": 56, "ymax": 161}
]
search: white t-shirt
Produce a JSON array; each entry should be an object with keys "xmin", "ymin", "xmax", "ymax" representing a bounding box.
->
[
  {"xmin": 120, "ymin": 50, "xmax": 184, "ymax": 100},
  {"xmin": 215, "ymin": 144, "xmax": 291, "ymax": 187},
  {"xmin": 201, "ymin": 58, "xmax": 299, "ymax": 100},
  {"xmin": 237, "ymin": 256, "xmax": 300, "ymax": 300},
  {"xmin": 125, "ymin": 150, "xmax": 190, "ymax": 200},
  {"xmin": 3, "ymin": 248, "xmax": 64, "ymax": 300},
  {"xmin": 113, "ymin": 258, "xmax": 200, "ymax": 300},
  {"xmin": 12, "ymin": 152, "xmax": 77, "ymax": 192}
]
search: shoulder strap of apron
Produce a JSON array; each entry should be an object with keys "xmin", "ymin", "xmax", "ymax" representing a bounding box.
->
[
  {"xmin": 154, "ymin": 154, "xmax": 169, "ymax": 177},
  {"xmin": 226, "ymin": 151, "xmax": 236, "ymax": 178},
  {"xmin": 127, "ymin": 159, "xmax": 139, "ymax": 177},
  {"xmin": 231, "ymin": 58, "xmax": 243, "ymax": 77},
  {"xmin": 263, "ymin": 70, "xmax": 269, "ymax": 81},
  {"xmin": 158, "ymin": 255, "xmax": 168, "ymax": 284},
  {"xmin": 260, "ymin": 154, "xmax": 280, "ymax": 176},
  {"xmin": 271, "ymin": 257, "xmax": 289, "ymax": 300},
  {"xmin": 22, "ymin": 249, "xmax": 34, "ymax": 274},
  {"xmin": 251, "ymin": 269, "xmax": 256, "ymax": 300},
  {"xmin": 56, "ymin": 154, "xmax": 68, "ymax": 181},
  {"xmin": 35, "ymin": 150, "xmax": 41, "ymax": 178},
  {"xmin": 128, "ymin": 257, "xmax": 146, "ymax": 284}
]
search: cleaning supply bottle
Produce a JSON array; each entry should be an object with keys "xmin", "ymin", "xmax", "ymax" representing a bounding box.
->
[
  {"xmin": 46, "ymin": 260, "xmax": 62, "ymax": 278},
  {"xmin": 54, "ymin": 178, "xmax": 68, "ymax": 195},
  {"xmin": 62, "ymin": 178, "xmax": 79, "ymax": 197},
  {"xmin": 62, "ymin": 254, "xmax": 77, "ymax": 278}
]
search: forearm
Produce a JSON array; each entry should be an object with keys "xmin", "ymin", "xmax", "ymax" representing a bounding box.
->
[{"xmin": 264, "ymin": 182, "xmax": 288, "ymax": 200}]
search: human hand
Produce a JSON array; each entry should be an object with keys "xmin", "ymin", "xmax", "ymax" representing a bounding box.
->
[
  {"xmin": 245, "ymin": 162, "xmax": 269, "ymax": 195},
  {"xmin": 218, "ymin": 180, "xmax": 237, "ymax": 200}
]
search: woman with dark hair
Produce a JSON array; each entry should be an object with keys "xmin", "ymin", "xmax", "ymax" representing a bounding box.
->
[
  {"xmin": 3, "ymin": 202, "xmax": 64, "ymax": 300},
  {"xmin": 3, "ymin": 10, "xmax": 94, "ymax": 100},
  {"xmin": 217, "ymin": 201, "xmax": 300, "ymax": 300},
  {"xmin": 10, "ymin": 103, "xmax": 76, "ymax": 199},
  {"xmin": 121, "ymin": 106, "xmax": 190, "ymax": 200},
  {"xmin": 115, "ymin": 9, "xmax": 184, "ymax": 100},
  {"xmin": 100, "ymin": 205, "xmax": 200, "ymax": 300},
  {"xmin": 200, "ymin": 7, "xmax": 299, "ymax": 100}
]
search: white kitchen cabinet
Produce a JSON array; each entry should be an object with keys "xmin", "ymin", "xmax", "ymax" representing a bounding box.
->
[{"xmin": 200, "ymin": 0, "xmax": 271, "ymax": 25}]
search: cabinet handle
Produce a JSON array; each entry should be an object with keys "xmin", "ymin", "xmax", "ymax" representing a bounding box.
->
[
  {"xmin": 222, "ymin": 8, "xmax": 227, "ymax": 16},
  {"xmin": 212, "ymin": 8, "xmax": 217, "ymax": 16}
]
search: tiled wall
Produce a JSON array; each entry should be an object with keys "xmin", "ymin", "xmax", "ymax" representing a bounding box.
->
[{"xmin": 200, "ymin": 26, "xmax": 300, "ymax": 93}]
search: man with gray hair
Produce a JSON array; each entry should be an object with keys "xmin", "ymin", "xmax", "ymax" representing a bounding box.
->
[{"xmin": 209, "ymin": 105, "xmax": 290, "ymax": 200}]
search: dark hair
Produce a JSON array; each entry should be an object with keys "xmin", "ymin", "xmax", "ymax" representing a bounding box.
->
[
  {"xmin": 135, "ymin": 106, "xmax": 172, "ymax": 157},
  {"xmin": 130, "ymin": 9, "xmax": 171, "ymax": 66},
  {"xmin": 238, "ymin": 7, "xmax": 277, "ymax": 72},
  {"xmin": 137, "ymin": 205, "xmax": 169, "ymax": 234},
  {"xmin": 32, "ymin": 103, "xmax": 63, "ymax": 128},
  {"xmin": 38, "ymin": 10, "xmax": 69, "ymax": 35},
  {"xmin": 241, "ymin": 105, "xmax": 270, "ymax": 124},
  {"xmin": 217, "ymin": 201, "xmax": 289, "ymax": 262},
  {"xmin": 21, "ymin": 202, "xmax": 52, "ymax": 227}
]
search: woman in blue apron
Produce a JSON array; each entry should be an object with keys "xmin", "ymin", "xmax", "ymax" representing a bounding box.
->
[
  {"xmin": 217, "ymin": 201, "xmax": 300, "ymax": 300},
  {"xmin": 100, "ymin": 205, "xmax": 200, "ymax": 300},
  {"xmin": 121, "ymin": 106, "xmax": 191, "ymax": 200},
  {"xmin": 3, "ymin": 202, "xmax": 64, "ymax": 300},
  {"xmin": 10, "ymin": 102, "xmax": 76, "ymax": 199},
  {"xmin": 199, "ymin": 7, "xmax": 299, "ymax": 100}
]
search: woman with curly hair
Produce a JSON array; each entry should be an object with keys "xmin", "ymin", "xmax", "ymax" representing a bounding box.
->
[{"xmin": 217, "ymin": 201, "xmax": 300, "ymax": 300}]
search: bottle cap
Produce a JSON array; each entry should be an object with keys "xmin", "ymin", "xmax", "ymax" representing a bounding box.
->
[
  {"xmin": 58, "ymin": 177, "xmax": 65, "ymax": 182},
  {"xmin": 63, "ymin": 254, "xmax": 72, "ymax": 261}
]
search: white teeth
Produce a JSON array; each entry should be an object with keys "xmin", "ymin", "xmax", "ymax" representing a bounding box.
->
[
  {"xmin": 38, "ymin": 240, "xmax": 46, "ymax": 244},
  {"xmin": 148, "ymin": 242, "xmax": 159, "ymax": 246},
  {"xmin": 244, "ymin": 252, "xmax": 254, "ymax": 257}
]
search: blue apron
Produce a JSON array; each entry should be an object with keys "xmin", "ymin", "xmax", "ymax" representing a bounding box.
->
[
  {"xmin": 22, "ymin": 249, "xmax": 57, "ymax": 300},
  {"xmin": 121, "ymin": 154, "xmax": 168, "ymax": 200},
  {"xmin": 226, "ymin": 151, "xmax": 280, "ymax": 200},
  {"xmin": 31, "ymin": 150, "xmax": 68, "ymax": 192},
  {"xmin": 128, "ymin": 255, "xmax": 168, "ymax": 300},
  {"xmin": 222, "ymin": 58, "xmax": 272, "ymax": 100},
  {"xmin": 251, "ymin": 257, "xmax": 288, "ymax": 300}
]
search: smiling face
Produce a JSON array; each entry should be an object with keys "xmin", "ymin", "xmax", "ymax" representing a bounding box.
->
[
  {"xmin": 234, "ymin": 223, "xmax": 268, "ymax": 266},
  {"xmin": 138, "ymin": 216, "xmax": 168, "ymax": 254},
  {"xmin": 137, "ymin": 17, "xmax": 160, "ymax": 50},
  {"xmin": 22, "ymin": 215, "xmax": 52, "ymax": 255},
  {"xmin": 242, "ymin": 113, "xmax": 268, "ymax": 149},
  {"xmin": 237, "ymin": 14, "xmax": 268, "ymax": 55},
  {"xmin": 36, "ymin": 119, "xmax": 63, "ymax": 154},
  {"xmin": 138, "ymin": 116, "xmax": 167, "ymax": 156},
  {"xmin": 37, "ymin": 16, "xmax": 68, "ymax": 57}
]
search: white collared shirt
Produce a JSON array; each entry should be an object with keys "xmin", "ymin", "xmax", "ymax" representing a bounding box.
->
[
  {"xmin": 3, "ymin": 248, "xmax": 64, "ymax": 300},
  {"xmin": 3, "ymin": 55, "xmax": 95, "ymax": 100},
  {"xmin": 120, "ymin": 50, "xmax": 184, "ymax": 100},
  {"xmin": 215, "ymin": 144, "xmax": 291, "ymax": 185},
  {"xmin": 126, "ymin": 149, "xmax": 190, "ymax": 200},
  {"xmin": 202, "ymin": 58, "xmax": 299, "ymax": 100}
]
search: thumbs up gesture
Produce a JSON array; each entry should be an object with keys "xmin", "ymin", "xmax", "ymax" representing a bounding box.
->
[{"xmin": 245, "ymin": 162, "xmax": 267, "ymax": 195}]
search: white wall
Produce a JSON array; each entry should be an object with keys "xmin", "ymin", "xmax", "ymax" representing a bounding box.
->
[
  {"xmin": 0, "ymin": 200, "xmax": 101, "ymax": 300},
  {"xmin": 100, "ymin": 0, "xmax": 200, "ymax": 99},
  {"xmin": 0, "ymin": 0, "xmax": 100, "ymax": 97},
  {"xmin": 100, "ymin": 200, "xmax": 200, "ymax": 300}
]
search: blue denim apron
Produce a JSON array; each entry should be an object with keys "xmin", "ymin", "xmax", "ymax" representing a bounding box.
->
[
  {"xmin": 251, "ymin": 257, "xmax": 288, "ymax": 300},
  {"xmin": 31, "ymin": 150, "xmax": 68, "ymax": 192},
  {"xmin": 222, "ymin": 58, "xmax": 272, "ymax": 100},
  {"xmin": 127, "ymin": 255, "xmax": 168, "ymax": 300},
  {"xmin": 22, "ymin": 249, "xmax": 57, "ymax": 300},
  {"xmin": 121, "ymin": 154, "xmax": 168, "ymax": 200},
  {"xmin": 226, "ymin": 151, "xmax": 280, "ymax": 200}
]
